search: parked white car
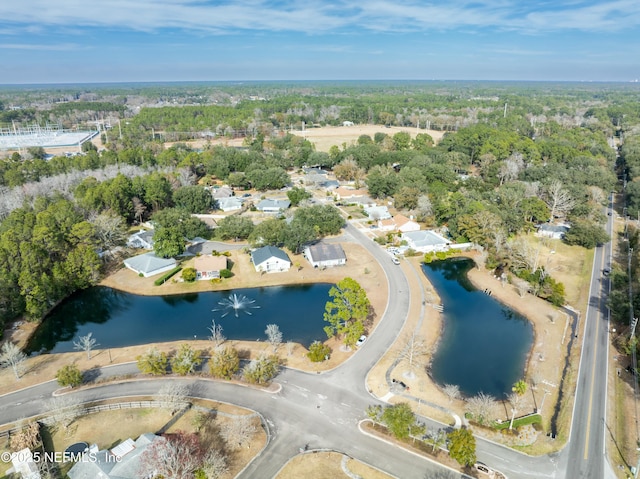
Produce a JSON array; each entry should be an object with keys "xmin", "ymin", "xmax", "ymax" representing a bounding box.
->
[{"xmin": 356, "ymin": 335, "xmax": 367, "ymax": 347}]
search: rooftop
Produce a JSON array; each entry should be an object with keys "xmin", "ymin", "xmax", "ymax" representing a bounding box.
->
[{"xmin": 251, "ymin": 245, "xmax": 291, "ymax": 266}]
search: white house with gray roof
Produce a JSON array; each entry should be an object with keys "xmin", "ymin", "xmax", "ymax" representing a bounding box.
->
[
  {"xmin": 536, "ymin": 223, "xmax": 570, "ymax": 239},
  {"xmin": 304, "ymin": 242, "xmax": 347, "ymax": 268},
  {"xmin": 123, "ymin": 252, "xmax": 177, "ymax": 277},
  {"xmin": 257, "ymin": 199, "xmax": 291, "ymax": 213},
  {"xmin": 401, "ymin": 230, "xmax": 451, "ymax": 253},
  {"xmin": 126, "ymin": 230, "xmax": 154, "ymax": 250},
  {"xmin": 251, "ymin": 246, "xmax": 291, "ymax": 273},
  {"xmin": 216, "ymin": 196, "xmax": 244, "ymax": 212},
  {"xmin": 67, "ymin": 433, "xmax": 160, "ymax": 479}
]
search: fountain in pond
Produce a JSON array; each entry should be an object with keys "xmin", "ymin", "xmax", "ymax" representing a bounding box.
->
[{"xmin": 214, "ymin": 293, "xmax": 260, "ymax": 317}]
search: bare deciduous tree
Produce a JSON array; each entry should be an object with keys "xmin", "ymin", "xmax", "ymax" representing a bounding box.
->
[
  {"xmin": 544, "ymin": 180, "xmax": 575, "ymax": 221},
  {"xmin": 208, "ymin": 319, "xmax": 226, "ymax": 347},
  {"xmin": 0, "ymin": 342, "xmax": 27, "ymax": 380},
  {"xmin": 507, "ymin": 392, "xmax": 525, "ymax": 430},
  {"xmin": 416, "ymin": 195, "xmax": 433, "ymax": 221},
  {"xmin": 399, "ymin": 332, "xmax": 430, "ymax": 379},
  {"xmin": 139, "ymin": 432, "xmax": 204, "ymax": 479},
  {"xmin": 46, "ymin": 396, "xmax": 84, "ymax": 430},
  {"xmin": 73, "ymin": 332, "xmax": 98, "ymax": 360},
  {"xmin": 221, "ymin": 415, "xmax": 257, "ymax": 450},
  {"xmin": 516, "ymin": 280, "xmax": 529, "ymax": 298},
  {"xmin": 132, "ymin": 196, "xmax": 147, "ymax": 224},
  {"xmin": 466, "ymin": 392, "xmax": 495, "ymax": 426},
  {"xmin": 286, "ymin": 341, "xmax": 295, "ymax": 356},
  {"xmin": 155, "ymin": 382, "xmax": 190, "ymax": 415},
  {"xmin": 443, "ymin": 384, "xmax": 461, "ymax": 403},
  {"xmin": 89, "ymin": 210, "xmax": 128, "ymax": 250},
  {"xmin": 202, "ymin": 449, "xmax": 229, "ymax": 479},
  {"xmin": 265, "ymin": 324, "xmax": 283, "ymax": 352},
  {"xmin": 498, "ymin": 153, "xmax": 524, "ymax": 185},
  {"xmin": 508, "ymin": 238, "xmax": 541, "ymax": 273},
  {"xmin": 10, "ymin": 421, "xmax": 40, "ymax": 451}
]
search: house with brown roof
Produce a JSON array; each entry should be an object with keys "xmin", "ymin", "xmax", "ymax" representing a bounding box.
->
[
  {"xmin": 378, "ymin": 214, "xmax": 420, "ymax": 233},
  {"xmin": 194, "ymin": 254, "xmax": 228, "ymax": 280}
]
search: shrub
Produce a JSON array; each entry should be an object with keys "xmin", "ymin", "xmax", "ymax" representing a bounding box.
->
[
  {"xmin": 182, "ymin": 267, "xmax": 197, "ymax": 282},
  {"xmin": 220, "ymin": 269, "xmax": 233, "ymax": 279},
  {"xmin": 56, "ymin": 364, "xmax": 83, "ymax": 388},
  {"xmin": 154, "ymin": 267, "xmax": 182, "ymax": 286},
  {"xmin": 307, "ymin": 341, "xmax": 331, "ymax": 362}
]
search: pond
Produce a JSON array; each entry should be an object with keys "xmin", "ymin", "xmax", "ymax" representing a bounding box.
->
[
  {"xmin": 26, "ymin": 284, "xmax": 333, "ymax": 354},
  {"xmin": 423, "ymin": 258, "xmax": 534, "ymax": 398}
]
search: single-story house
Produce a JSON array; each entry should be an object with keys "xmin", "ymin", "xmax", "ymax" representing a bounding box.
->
[
  {"xmin": 216, "ymin": 197, "xmax": 244, "ymax": 212},
  {"xmin": 401, "ymin": 230, "xmax": 451, "ymax": 253},
  {"xmin": 257, "ymin": 199, "xmax": 291, "ymax": 213},
  {"xmin": 536, "ymin": 223, "xmax": 570, "ymax": 239},
  {"xmin": 321, "ymin": 179, "xmax": 340, "ymax": 190},
  {"xmin": 191, "ymin": 214, "xmax": 218, "ymax": 229},
  {"xmin": 392, "ymin": 214, "xmax": 421, "ymax": 233},
  {"xmin": 304, "ymin": 242, "xmax": 347, "ymax": 268},
  {"xmin": 194, "ymin": 254, "xmax": 227, "ymax": 280},
  {"xmin": 123, "ymin": 252, "xmax": 177, "ymax": 278},
  {"xmin": 126, "ymin": 230, "xmax": 154, "ymax": 250},
  {"xmin": 335, "ymin": 187, "xmax": 368, "ymax": 200},
  {"xmin": 346, "ymin": 195, "xmax": 376, "ymax": 207},
  {"xmin": 303, "ymin": 167, "xmax": 328, "ymax": 176},
  {"xmin": 68, "ymin": 433, "xmax": 160, "ymax": 479},
  {"xmin": 251, "ymin": 245, "xmax": 291, "ymax": 273},
  {"xmin": 364, "ymin": 205, "xmax": 392, "ymax": 220},
  {"xmin": 212, "ymin": 186, "xmax": 233, "ymax": 199}
]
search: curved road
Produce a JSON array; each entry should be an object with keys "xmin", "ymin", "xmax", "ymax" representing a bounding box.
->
[{"xmin": 0, "ymin": 219, "xmax": 615, "ymax": 479}]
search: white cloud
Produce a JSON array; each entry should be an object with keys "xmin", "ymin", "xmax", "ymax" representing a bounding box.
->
[
  {"xmin": 0, "ymin": 42, "xmax": 83, "ymax": 50},
  {"xmin": 0, "ymin": 0, "xmax": 638, "ymax": 35}
]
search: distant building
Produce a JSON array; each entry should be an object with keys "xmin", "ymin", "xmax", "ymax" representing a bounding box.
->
[
  {"xmin": 126, "ymin": 230, "xmax": 154, "ymax": 250},
  {"xmin": 257, "ymin": 199, "xmax": 291, "ymax": 213},
  {"xmin": 401, "ymin": 230, "xmax": 451, "ymax": 253},
  {"xmin": 536, "ymin": 223, "xmax": 570, "ymax": 239},
  {"xmin": 334, "ymin": 186, "xmax": 368, "ymax": 200},
  {"xmin": 194, "ymin": 254, "xmax": 227, "ymax": 280},
  {"xmin": 251, "ymin": 246, "xmax": 292, "ymax": 273},
  {"xmin": 342, "ymin": 121, "xmax": 354, "ymax": 127},
  {"xmin": 123, "ymin": 252, "xmax": 177, "ymax": 278},
  {"xmin": 304, "ymin": 242, "xmax": 347, "ymax": 268},
  {"xmin": 67, "ymin": 433, "xmax": 161, "ymax": 479}
]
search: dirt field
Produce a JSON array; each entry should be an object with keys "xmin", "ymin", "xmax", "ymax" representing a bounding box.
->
[{"xmin": 290, "ymin": 125, "xmax": 446, "ymax": 152}]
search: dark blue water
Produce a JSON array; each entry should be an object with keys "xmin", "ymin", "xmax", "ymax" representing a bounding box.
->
[
  {"xmin": 26, "ymin": 284, "xmax": 332, "ymax": 353},
  {"xmin": 424, "ymin": 258, "xmax": 534, "ymax": 398}
]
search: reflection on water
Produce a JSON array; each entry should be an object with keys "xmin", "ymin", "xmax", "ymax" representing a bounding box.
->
[
  {"xmin": 27, "ymin": 284, "xmax": 332, "ymax": 354},
  {"xmin": 424, "ymin": 258, "xmax": 534, "ymax": 398}
]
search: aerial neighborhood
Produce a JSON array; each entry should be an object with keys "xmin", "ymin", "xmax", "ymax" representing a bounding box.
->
[{"xmin": 0, "ymin": 79, "xmax": 633, "ymax": 479}]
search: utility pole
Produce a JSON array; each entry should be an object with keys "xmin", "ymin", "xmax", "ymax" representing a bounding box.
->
[{"xmin": 503, "ymin": 102, "xmax": 508, "ymax": 118}]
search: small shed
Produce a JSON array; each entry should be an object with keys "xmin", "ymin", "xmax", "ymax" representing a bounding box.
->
[{"xmin": 126, "ymin": 230, "xmax": 154, "ymax": 250}]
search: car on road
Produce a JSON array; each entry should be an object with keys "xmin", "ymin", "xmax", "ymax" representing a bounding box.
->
[
  {"xmin": 474, "ymin": 462, "xmax": 508, "ymax": 479},
  {"xmin": 391, "ymin": 257, "xmax": 400, "ymax": 265},
  {"xmin": 603, "ymin": 267, "xmax": 611, "ymax": 276},
  {"xmin": 355, "ymin": 335, "xmax": 367, "ymax": 347}
]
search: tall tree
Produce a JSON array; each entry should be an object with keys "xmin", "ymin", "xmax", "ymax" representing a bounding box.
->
[
  {"xmin": 323, "ymin": 277, "xmax": 371, "ymax": 348},
  {"xmin": 447, "ymin": 427, "xmax": 477, "ymax": 467},
  {"xmin": 139, "ymin": 432, "xmax": 204, "ymax": 479}
]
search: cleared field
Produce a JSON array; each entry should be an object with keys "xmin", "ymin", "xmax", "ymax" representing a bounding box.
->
[{"xmin": 290, "ymin": 124, "xmax": 446, "ymax": 152}]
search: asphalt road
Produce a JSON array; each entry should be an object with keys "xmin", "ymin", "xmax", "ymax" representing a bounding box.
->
[
  {"xmin": 561, "ymin": 196, "xmax": 615, "ymax": 478},
  {"xmin": 0, "ymin": 215, "xmax": 616, "ymax": 479}
]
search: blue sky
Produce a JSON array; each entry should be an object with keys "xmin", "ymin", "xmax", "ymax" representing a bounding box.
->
[{"xmin": 0, "ymin": 0, "xmax": 638, "ymax": 83}]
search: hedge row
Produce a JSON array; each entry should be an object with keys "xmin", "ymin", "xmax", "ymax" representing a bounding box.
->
[{"xmin": 154, "ymin": 266, "xmax": 182, "ymax": 286}]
